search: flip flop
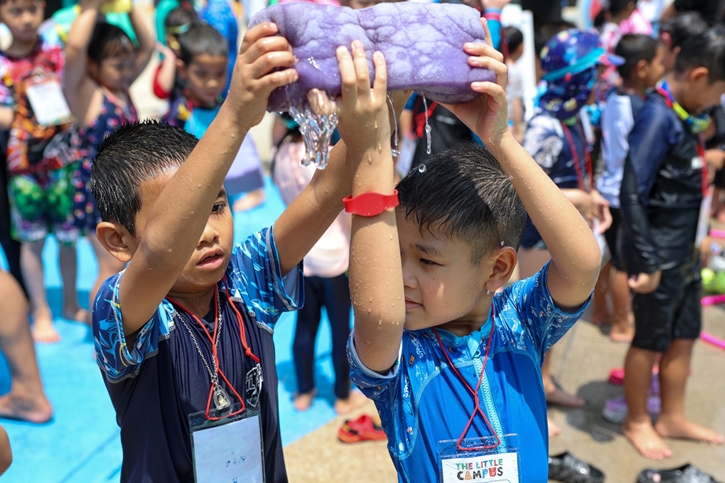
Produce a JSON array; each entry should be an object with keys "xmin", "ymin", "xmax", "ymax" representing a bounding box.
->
[
  {"xmin": 636, "ymin": 464, "xmax": 721, "ymax": 483},
  {"xmin": 548, "ymin": 452, "xmax": 605, "ymax": 483},
  {"xmin": 337, "ymin": 414, "xmax": 387, "ymax": 444}
]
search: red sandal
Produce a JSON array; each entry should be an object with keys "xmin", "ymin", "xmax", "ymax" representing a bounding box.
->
[{"xmin": 337, "ymin": 414, "xmax": 387, "ymax": 443}]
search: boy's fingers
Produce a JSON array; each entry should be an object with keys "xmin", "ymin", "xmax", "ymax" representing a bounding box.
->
[
  {"xmin": 481, "ymin": 18, "xmax": 493, "ymax": 49},
  {"xmin": 470, "ymin": 81, "xmax": 506, "ymax": 104},
  {"xmin": 372, "ymin": 51, "xmax": 388, "ymax": 99},
  {"xmin": 337, "ymin": 45, "xmax": 358, "ymax": 109},
  {"xmin": 351, "ymin": 40, "xmax": 372, "ymax": 97},
  {"xmin": 469, "ymin": 56, "xmax": 507, "ymax": 91},
  {"xmin": 243, "ymin": 36, "xmax": 293, "ymax": 65},
  {"xmin": 240, "ymin": 22, "xmax": 280, "ymax": 55},
  {"xmin": 257, "ymin": 68, "xmax": 299, "ymax": 94},
  {"xmin": 464, "ymin": 42, "xmax": 504, "ymax": 64},
  {"xmin": 248, "ymin": 50, "xmax": 297, "ymax": 80}
]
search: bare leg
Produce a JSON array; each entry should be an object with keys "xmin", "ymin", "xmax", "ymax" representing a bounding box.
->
[
  {"xmin": 59, "ymin": 244, "xmax": 87, "ymax": 324},
  {"xmin": 591, "ymin": 263, "xmax": 613, "ymax": 325},
  {"xmin": 542, "ymin": 353, "xmax": 584, "ymax": 407},
  {"xmin": 655, "ymin": 339, "xmax": 724, "ymax": 445},
  {"xmin": 0, "ymin": 270, "xmax": 53, "ymax": 423},
  {"xmin": 547, "ymin": 414, "xmax": 561, "ymax": 438},
  {"xmin": 21, "ymin": 240, "xmax": 60, "ymax": 343},
  {"xmin": 89, "ymin": 235, "xmax": 125, "ymax": 313},
  {"xmin": 623, "ymin": 345, "xmax": 671, "ymax": 459},
  {"xmin": 609, "ymin": 269, "xmax": 634, "ymax": 343},
  {"xmin": 334, "ymin": 392, "xmax": 368, "ymax": 416}
]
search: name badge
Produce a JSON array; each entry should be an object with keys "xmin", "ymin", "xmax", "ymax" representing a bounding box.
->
[
  {"xmin": 441, "ymin": 452, "xmax": 519, "ymax": 483},
  {"xmin": 25, "ymin": 80, "xmax": 72, "ymax": 127}
]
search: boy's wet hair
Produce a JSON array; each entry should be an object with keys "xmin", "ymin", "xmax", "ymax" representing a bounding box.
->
[
  {"xmin": 397, "ymin": 143, "xmax": 526, "ymax": 264},
  {"xmin": 674, "ymin": 26, "xmax": 725, "ymax": 82},
  {"xmin": 660, "ymin": 12, "xmax": 708, "ymax": 50},
  {"xmin": 504, "ymin": 26, "xmax": 523, "ymax": 55},
  {"xmin": 90, "ymin": 121, "xmax": 199, "ymax": 236},
  {"xmin": 615, "ymin": 34, "xmax": 660, "ymax": 80},
  {"xmin": 178, "ymin": 24, "xmax": 228, "ymax": 66},
  {"xmin": 88, "ymin": 22, "xmax": 135, "ymax": 64}
]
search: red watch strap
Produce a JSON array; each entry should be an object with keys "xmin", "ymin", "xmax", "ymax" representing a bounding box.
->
[{"xmin": 343, "ymin": 190, "xmax": 399, "ymax": 217}]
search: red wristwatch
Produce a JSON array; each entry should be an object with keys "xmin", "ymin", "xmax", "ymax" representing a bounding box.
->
[{"xmin": 343, "ymin": 190, "xmax": 399, "ymax": 217}]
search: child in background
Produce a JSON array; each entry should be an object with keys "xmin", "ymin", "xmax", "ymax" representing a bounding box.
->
[
  {"xmin": 504, "ymin": 25, "xmax": 525, "ymax": 142},
  {"xmin": 342, "ymin": 24, "xmax": 602, "ymax": 481},
  {"xmin": 658, "ymin": 11, "xmax": 708, "ymax": 73},
  {"xmin": 520, "ymin": 30, "xmax": 616, "ymax": 435},
  {"xmin": 0, "ymin": 0, "xmax": 85, "ymax": 342},
  {"xmin": 164, "ymin": 23, "xmax": 265, "ymax": 212},
  {"xmin": 595, "ymin": 0, "xmax": 639, "ymax": 87},
  {"xmin": 597, "ymin": 34, "xmax": 665, "ymax": 343},
  {"xmin": 89, "ymin": 21, "xmax": 387, "ymax": 481},
  {"xmin": 620, "ymin": 27, "xmax": 725, "ymax": 460},
  {"xmin": 272, "ymin": 119, "xmax": 367, "ymax": 415},
  {"xmin": 153, "ymin": 5, "xmax": 197, "ymax": 101},
  {"xmin": 64, "ymin": 0, "xmax": 154, "ymax": 316}
]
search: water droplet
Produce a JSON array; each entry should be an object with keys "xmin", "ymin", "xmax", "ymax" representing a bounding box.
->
[
  {"xmin": 387, "ymin": 94, "xmax": 399, "ymax": 156},
  {"xmin": 422, "ymin": 97, "xmax": 432, "ymax": 155},
  {"xmin": 418, "ymin": 164, "xmax": 427, "ymax": 173}
]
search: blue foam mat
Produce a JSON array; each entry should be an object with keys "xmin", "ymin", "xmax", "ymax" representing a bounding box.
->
[{"xmin": 0, "ymin": 178, "xmax": 343, "ymax": 482}]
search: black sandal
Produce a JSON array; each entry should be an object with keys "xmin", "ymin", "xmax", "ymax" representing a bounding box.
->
[
  {"xmin": 636, "ymin": 464, "xmax": 721, "ymax": 483},
  {"xmin": 548, "ymin": 451, "xmax": 605, "ymax": 483}
]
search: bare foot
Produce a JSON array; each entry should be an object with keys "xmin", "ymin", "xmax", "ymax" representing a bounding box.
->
[
  {"xmin": 623, "ymin": 418, "xmax": 672, "ymax": 460},
  {"xmin": 293, "ymin": 389, "xmax": 317, "ymax": 411},
  {"xmin": 232, "ymin": 189, "xmax": 265, "ymax": 213},
  {"xmin": 31, "ymin": 315, "xmax": 60, "ymax": 344},
  {"xmin": 0, "ymin": 393, "xmax": 53, "ymax": 424},
  {"xmin": 548, "ymin": 415, "xmax": 561, "ymax": 437},
  {"xmin": 590, "ymin": 312, "xmax": 612, "ymax": 326},
  {"xmin": 655, "ymin": 416, "xmax": 725, "ymax": 446},
  {"xmin": 610, "ymin": 323, "xmax": 634, "ymax": 343},
  {"xmin": 545, "ymin": 387, "xmax": 585, "ymax": 408},
  {"xmin": 334, "ymin": 391, "xmax": 368, "ymax": 416},
  {"xmin": 63, "ymin": 305, "xmax": 89, "ymax": 325}
]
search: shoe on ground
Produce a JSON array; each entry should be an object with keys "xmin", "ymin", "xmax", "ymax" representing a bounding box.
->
[
  {"xmin": 602, "ymin": 394, "xmax": 661, "ymax": 424},
  {"xmin": 337, "ymin": 414, "xmax": 387, "ymax": 443},
  {"xmin": 548, "ymin": 452, "xmax": 605, "ymax": 483},
  {"xmin": 636, "ymin": 464, "xmax": 721, "ymax": 483}
]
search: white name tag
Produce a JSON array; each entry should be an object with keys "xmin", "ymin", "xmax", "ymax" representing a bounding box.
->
[
  {"xmin": 25, "ymin": 80, "xmax": 72, "ymax": 127},
  {"xmin": 441, "ymin": 452, "xmax": 519, "ymax": 483}
]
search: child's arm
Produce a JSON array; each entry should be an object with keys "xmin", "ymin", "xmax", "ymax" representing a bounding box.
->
[
  {"xmin": 445, "ymin": 22, "xmax": 601, "ymax": 309},
  {"xmin": 153, "ymin": 43, "xmax": 176, "ymax": 99},
  {"xmin": 0, "ymin": 425, "xmax": 10, "ymax": 476},
  {"xmin": 337, "ymin": 41, "xmax": 405, "ymax": 373},
  {"xmin": 128, "ymin": 3, "xmax": 155, "ymax": 84},
  {"xmin": 0, "ymin": 108, "xmax": 13, "ymax": 129},
  {"xmin": 116, "ymin": 22, "xmax": 298, "ymax": 336},
  {"xmin": 63, "ymin": 0, "xmax": 101, "ymax": 106}
]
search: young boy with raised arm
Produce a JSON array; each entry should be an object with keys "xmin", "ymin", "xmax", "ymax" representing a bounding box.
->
[
  {"xmin": 89, "ymin": 22, "xmax": 372, "ymax": 482},
  {"xmin": 340, "ymin": 22, "xmax": 602, "ymax": 482}
]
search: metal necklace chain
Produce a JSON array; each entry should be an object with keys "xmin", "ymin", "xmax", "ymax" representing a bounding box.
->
[{"xmin": 176, "ymin": 288, "xmax": 224, "ymax": 389}]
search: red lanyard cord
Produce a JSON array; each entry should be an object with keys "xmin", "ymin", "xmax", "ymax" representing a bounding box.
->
[
  {"xmin": 414, "ymin": 97, "xmax": 438, "ymax": 139},
  {"xmin": 656, "ymin": 87, "xmax": 709, "ymax": 197},
  {"xmin": 167, "ymin": 280, "xmax": 258, "ymax": 420},
  {"xmin": 433, "ymin": 308, "xmax": 500, "ymax": 452},
  {"xmin": 561, "ymin": 122, "xmax": 593, "ymax": 192}
]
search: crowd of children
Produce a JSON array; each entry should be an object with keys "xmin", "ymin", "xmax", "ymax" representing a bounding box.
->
[{"xmin": 0, "ymin": 0, "xmax": 724, "ymax": 481}]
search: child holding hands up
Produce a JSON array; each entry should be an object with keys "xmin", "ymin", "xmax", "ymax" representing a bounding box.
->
[
  {"xmin": 341, "ymin": 21, "xmax": 602, "ymax": 482},
  {"xmin": 90, "ymin": 22, "xmax": 366, "ymax": 483}
]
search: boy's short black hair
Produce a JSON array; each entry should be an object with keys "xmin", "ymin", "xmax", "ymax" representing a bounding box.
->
[
  {"xmin": 615, "ymin": 34, "xmax": 660, "ymax": 80},
  {"xmin": 674, "ymin": 26, "xmax": 725, "ymax": 83},
  {"xmin": 660, "ymin": 12, "xmax": 708, "ymax": 49},
  {"xmin": 88, "ymin": 22, "xmax": 135, "ymax": 64},
  {"xmin": 165, "ymin": 6, "xmax": 198, "ymax": 33},
  {"xmin": 504, "ymin": 26, "xmax": 523, "ymax": 54},
  {"xmin": 177, "ymin": 24, "xmax": 228, "ymax": 66},
  {"xmin": 90, "ymin": 121, "xmax": 199, "ymax": 236},
  {"xmin": 397, "ymin": 143, "xmax": 526, "ymax": 264}
]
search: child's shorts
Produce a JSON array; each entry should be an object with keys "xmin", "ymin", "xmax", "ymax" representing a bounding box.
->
[
  {"xmin": 631, "ymin": 257, "xmax": 702, "ymax": 353},
  {"xmin": 8, "ymin": 164, "xmax": 79, "ymax": 244}
]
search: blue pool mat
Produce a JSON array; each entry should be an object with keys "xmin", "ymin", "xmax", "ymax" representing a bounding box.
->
[{"xmin": 0, "ymin": 178, "xmax": 344, "ymax": 482}]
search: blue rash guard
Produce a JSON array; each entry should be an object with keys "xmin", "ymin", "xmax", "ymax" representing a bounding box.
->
[
  {"xmin": 349, "ymin": 263, "xmax": 590, "ymax": 483},
  {"xmin": 93, "ymin": 227, "xmax": 302, "ymax": 483}
]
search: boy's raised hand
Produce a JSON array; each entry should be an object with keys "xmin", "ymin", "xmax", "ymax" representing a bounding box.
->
[
  {"xmin": 335, "ymin": 41, "xmax": 390, "ymax": 159},
  {"xmin": 442, "ymin": 18, "xmax": 509, "ymax": 147},
  {"xmin": 227, "ymin": 22, "xmax": 298, "ymax": 131}
]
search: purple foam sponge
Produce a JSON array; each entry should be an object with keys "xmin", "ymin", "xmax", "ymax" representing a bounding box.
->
[{"xmin": 249, "ymin": 2, "xmax": 495, "ymax": 112}]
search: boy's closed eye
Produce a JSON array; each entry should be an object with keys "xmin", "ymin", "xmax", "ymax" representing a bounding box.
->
[{"xmin": 419, "ymin": 258, "xmax": 441, "ymax": 267}]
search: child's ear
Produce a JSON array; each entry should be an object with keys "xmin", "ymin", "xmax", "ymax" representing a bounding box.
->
[
  {"xmin": 95, "ymin": 221, "xmax": 136, "ymax": 264},
  {"xmin": 690, "ymin": 66, "xmax": 710, "ymax": 83},
  {"xmin": 484, "ymin": 246, "xmax": 517, "ymax": 293},
  {"xmin": 635, "ymin": 59, "xmax": 649, "ymax": 79},
  {"xmin": 176, "ymin": 59, "xmax": 187, "ymax": 79}
]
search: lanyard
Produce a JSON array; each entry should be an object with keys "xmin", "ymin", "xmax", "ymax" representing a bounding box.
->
[
  {"xmin": 168, "ymin": 278, "xmax": 260, "ymax": 421},
  {"xmin": 414, "ymin": 97, "xmax": 438, "ymax": 139},
  {"xmin": 656, "ymin": 86, "xmax": 709, "ymax": 197},
  {"xmin": 561, "ymin": 122, "xmax": 593, "ymax": 192},
  {"xmin": 433, "ymin": 307, "xmax": 500, "ymax": 452}
]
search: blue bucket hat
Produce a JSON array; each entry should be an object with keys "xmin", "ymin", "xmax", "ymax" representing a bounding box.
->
[{"xmin": 540, "ymin": 29, "xmax": 624, "ymax": 82}]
